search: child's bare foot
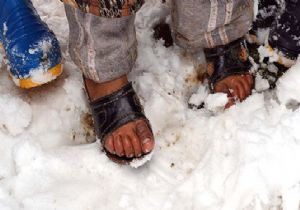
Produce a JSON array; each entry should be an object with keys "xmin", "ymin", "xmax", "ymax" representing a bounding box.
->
[{"xmin": 85, "ymin": 76, "xmax": 155, "ymax": 160}]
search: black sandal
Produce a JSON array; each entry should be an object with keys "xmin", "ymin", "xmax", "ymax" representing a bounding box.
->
[
  {"xmin": 88, "ymin": 82, "xmax": 153, "ymax": 164},
  {"xmin": 204, "ymin": 38, "xmax": 252, "ymax": 91}
]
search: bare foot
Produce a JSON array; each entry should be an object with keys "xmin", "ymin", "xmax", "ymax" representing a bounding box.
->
[
  {"xmin": 85, "ymin": 76, "xmax": 155, "ymax": 158},
  {"xmin": 214, "ymin": 74, "xmax": 254, "ymax": 109}
]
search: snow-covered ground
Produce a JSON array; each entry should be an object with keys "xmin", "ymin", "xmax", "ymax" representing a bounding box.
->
[{"xmin": 1, "ymin": 0, "xmax": 300, "ymax": 209}]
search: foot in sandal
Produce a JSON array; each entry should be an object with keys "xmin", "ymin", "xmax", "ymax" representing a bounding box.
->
[
  {"xmin": 85, "ymin": 75, "xmax": 155, "ymax": 165},
  {"xmin": 205, "ymin": 38, "xmax": 254, "ymax": 108}
]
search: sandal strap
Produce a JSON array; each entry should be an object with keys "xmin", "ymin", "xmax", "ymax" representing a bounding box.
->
[
  {"xmin": 204, "ymin": 38, "xmax": 252, "ymax": 90},
  {"xmin": 89, "ymin": 82, "xmax": 149, "ymax": 142}
]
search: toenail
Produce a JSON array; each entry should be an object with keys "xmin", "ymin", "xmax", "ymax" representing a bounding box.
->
[
  {"xmin": 129, "ymin": 154, "xmax": 134, "ymax": 158},
  {"xmin": 137, "ymin": 124, "xmax": 147, "ymax": 132},
  {"xmin": 142, "ymin": 138, "xmax": 151, "ymax": 144},
  {"xmin": 144, "ymin": 148, "xmax": 150, "ymax": 153},
  {"xmin": 137, "ymin": 153, "xmax": 142, "ymax": 157}
]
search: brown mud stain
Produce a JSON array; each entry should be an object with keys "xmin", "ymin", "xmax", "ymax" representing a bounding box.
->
[
  {"xmin": 185, "ymin": 64, "xmax": 208, "ymax": 86},
  {"xmin": 166, "ymin": 132, "xmax": 181, "ymax": 147},
  {"xmin": 80, "ymin": 112, "xmax": 96, "ymax": 143}
]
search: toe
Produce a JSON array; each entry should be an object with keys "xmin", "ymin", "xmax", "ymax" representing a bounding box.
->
[
  {"xmin": 230, "ymin": 85, "xmax": 239, "ymax": 101},
  {"xmin": 136, "ymin": 121, "xmax": 154, "ymax": 154},
  {"xmin": 104, "ymin": 135, "xmax": 115, "ymax": 154},
  {"xmin": 236, "ymin": 82, "xmax": 246, "ymax": 101},
  {"xmin": 214, "ymin": 83, "xmax": 228, "ymax": 94},
  {"xmin": 122, "ymin": 135, "xmax": 134, "ymax": 158},
  {"xmin": 131, "ymin": 131, "xmax": 143, "ymax": 157},
  {"xmin": 240, "ymin": 77, "xmax": 251, "ymax": 97},
  {"xmin": 114, "ymin": 135, "xmax": 125, "ymax": 157},
  {"xmin": 225, "ymin": 98, "xmax": 235, "ymax": 109},
  {"xmin": 246, "ymin": 74, "xmax": 254, "ymax": 87}
]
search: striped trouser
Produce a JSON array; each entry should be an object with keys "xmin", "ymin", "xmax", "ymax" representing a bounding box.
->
[{"xmin": 61, "ymin": 0, "xmax": 253, "ymax": 83}]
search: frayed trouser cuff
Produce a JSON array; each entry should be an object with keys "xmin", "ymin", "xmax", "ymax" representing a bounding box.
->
[{"xmin": 65, "ymin": 4, "xmax": 137, "ymax": 83}]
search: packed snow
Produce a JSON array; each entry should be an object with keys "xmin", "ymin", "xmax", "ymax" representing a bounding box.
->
[{"xmin": 0, "ymin": 0, "xmax": 300, "ymax": 209}]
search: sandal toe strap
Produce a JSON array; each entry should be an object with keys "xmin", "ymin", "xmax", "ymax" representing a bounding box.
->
[
  {"xmin": 89, "ymin": 82, "xmax": 150, "ymax": 142},
  {"xmin": 205, "ymin": 38, "xmax": 252, "ymax": 90}
]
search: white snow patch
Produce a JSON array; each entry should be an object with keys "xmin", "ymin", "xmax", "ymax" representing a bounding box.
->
[
  {"xmin": 277, "ymin": 58, "xmax": 300, "ymax": 105},
  {"xmin": 130, "ymin": 152, "xmax": 154, "ymax": 168},
  {"xmin": 255, "ymin": 74, "xmax": 270, "ymax": 92},
  {"xmin": 29, "ymin": 66, "xmax": 58, "ymax": 84},
  {"xmin": 0, "ymin": 94, "xmax": 32, "ymax": 136},
  {"xmin": 205, "ymin": 92, "xmax": 228, "ymax": 112},
  {"xmin": 188, "ymin": 85, "xmax": 209, "ymax": 108},
  {"xmin": 258, "ymin": 45, "xmax": 280, "ymax": 63},
  {"xmin": 256, "ymin": 28, "xmax": 270, "ymax": 45}
]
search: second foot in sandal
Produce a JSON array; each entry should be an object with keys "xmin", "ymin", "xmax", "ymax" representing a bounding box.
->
[
  {"xmin": 205, "ymin": 38, "xmax": 254, "ymax": 109},
  {"xmin": 85, "ymin": 76, "xmax": 155, "ymax": 166}
]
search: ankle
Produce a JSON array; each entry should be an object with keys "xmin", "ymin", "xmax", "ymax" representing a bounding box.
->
[{"xmin": 84, "ymin": 76, "xmax": 129, "ymax": 101}]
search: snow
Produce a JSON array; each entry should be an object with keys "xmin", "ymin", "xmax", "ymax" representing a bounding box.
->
[
  {"xmin": 255, "ymin": 74, "xmax": 270, "ymax": 92},
  {"xmin": 204, "ymin": 93, "xmax": 228, "ymax": 112},
  {"xmin": 256, "ymin": 28, "xmax": 270, "ymax": 45},
  {"xmin": 0, "ymin": 0, "xmax": 300, "ymax": 209},
  {"xmin": 188, "ymin": 85, "xmax": 209, "ymax": 108},
  {"xmin": 29, "ymin": 65, "xmax": 60, "ymax": 84},
  {"xmin": 0, "ymin": 95, "xmax": 32, "ymax": 136},
  {"xmin": 277, "ymin": 58, "xmax": 300, "ymax": 105}
]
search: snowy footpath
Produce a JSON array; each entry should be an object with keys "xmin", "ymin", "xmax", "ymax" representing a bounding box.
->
[{"xmin": 1, "ymin": 0, "xmax": 300, "ymax": 209}]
